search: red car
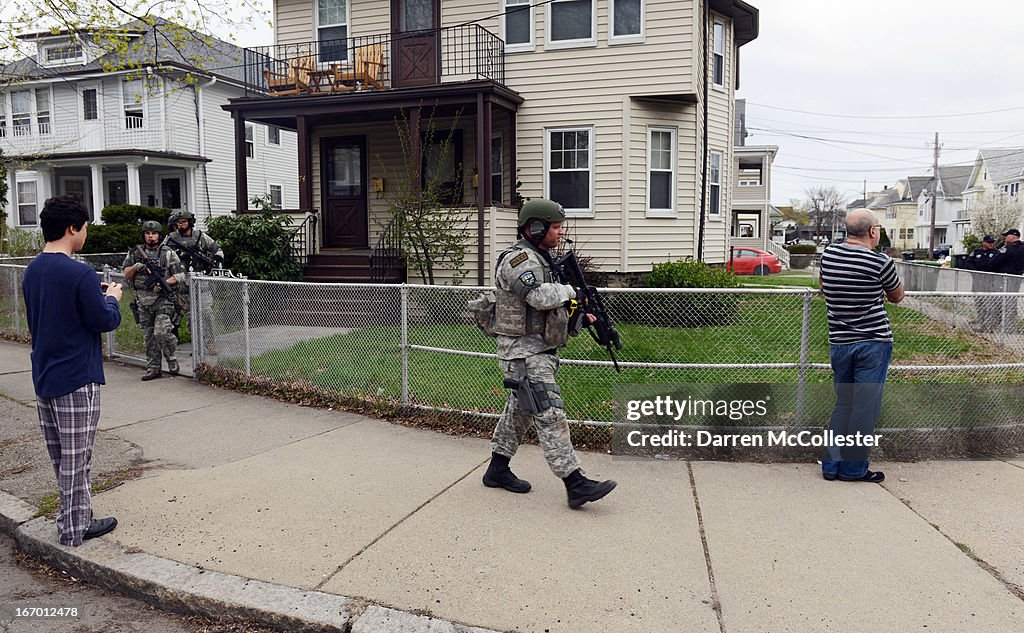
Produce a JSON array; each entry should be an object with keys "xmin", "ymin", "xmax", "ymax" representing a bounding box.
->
[{"xmin": 727, "ymin": 247, "xmax": 783, "ymax": 275}]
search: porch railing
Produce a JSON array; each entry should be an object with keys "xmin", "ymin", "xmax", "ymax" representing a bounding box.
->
[
  {"xmin": 242, "ymin": 24, "xmax": 505, "ymax": 97},
  {"xmin": 370, "ymin": 219, "xmax": 404, "ymax": 282},
  {"xmin": 289, "ymin": 213, "xmax": 318, "ymax": 269}
]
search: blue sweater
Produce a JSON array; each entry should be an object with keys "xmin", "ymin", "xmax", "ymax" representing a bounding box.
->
[{"xmin": 22, "ymin": 253, "xmax": 121, "ymax": 398}]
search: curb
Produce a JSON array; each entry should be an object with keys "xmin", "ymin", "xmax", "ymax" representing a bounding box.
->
[{"xmin": 0, "ymin": 491, "xmax": 501, "ymax": 633}]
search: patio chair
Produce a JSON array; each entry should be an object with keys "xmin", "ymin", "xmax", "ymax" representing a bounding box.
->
[
  {"xmin": 263, "ymin": 55, "xmax": 315, "ymax": 96},
  {"xmin": 334, "ymin": 44, "xmax": 385, "ymax": 91}
]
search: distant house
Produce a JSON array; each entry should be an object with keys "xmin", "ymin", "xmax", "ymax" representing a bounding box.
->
[
  {"xmin": 917, "ymin": 165, "xmax": 972, "ymax": 251},
  {"xmin": 880, "ymin": 176, "xmax": 929, "ymax": 251},
  {"xmin": 729, "ymin": 99, "xmax": 781, "ymax": 260},
  {"xmin": 1, "ymin": 18, "xmax": 299, "ymax": 233},
  {"xmin": 955, "ymin": 148, "xmax": 1024, "ymax": 250},
  {"xmin": 223, "ymin": 0, "xmax": 761, "ymax": 283}
]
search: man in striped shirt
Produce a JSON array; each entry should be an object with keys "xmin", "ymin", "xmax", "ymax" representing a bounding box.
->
[{"xmin": 818, "ymin": 209, "xmax": 904, "ymax": 483}]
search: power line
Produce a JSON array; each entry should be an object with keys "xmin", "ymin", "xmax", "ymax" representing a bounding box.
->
[{"xmin": 747, "ymin": 101, "xmax": 1024, "ymax": 120}]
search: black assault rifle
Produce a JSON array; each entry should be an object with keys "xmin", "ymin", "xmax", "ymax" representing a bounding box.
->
[
  {"xmin": 166, "ymin": 235, "xmax": 219, "ymax": 273},
  {"xmin": 552, "ymin": 250, "xmax": 623, "ymax": 372}
]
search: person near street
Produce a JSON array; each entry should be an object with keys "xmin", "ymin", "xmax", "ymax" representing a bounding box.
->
[
  {"xmin": 122, "ymin": 221, "xmax": 185, "ymax": 381},
  {"xmin": 966, "ymin": 235, "xmax": 998, "ymax": 331},
  {"xmin": 818, "ymin": 209, "xmax": 904, "ymax": 483},
  {"xmin": 483, "ymin": 198, "xmax": 617, "ymax": 508},
  {"xmin": 163, "ymin": 210, "xmax": 224, "ymax": 355},
  {"xmin": 988, "ymin": 228, "xmax": 1024, "ymax": 333},
  {"xmin": 21, "ymin": 195, "xmax": 123, "ymax": 545}
]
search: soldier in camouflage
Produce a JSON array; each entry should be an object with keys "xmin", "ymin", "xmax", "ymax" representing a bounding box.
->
[
  {"xmin": 164, "ymin": 210, "xmax": 224, "ymax": 355},
  {"xmin": 483, "ymin": 198, "xmax": 617, "ymax": 509},
  {"xmin": 122, "ymin": 221, "xmax": 186, "ymax": 381}
]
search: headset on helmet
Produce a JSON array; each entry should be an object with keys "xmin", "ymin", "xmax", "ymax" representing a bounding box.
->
[{"xmin": 518, "ymin": 198, "xmax": 566, "ymax": 242}]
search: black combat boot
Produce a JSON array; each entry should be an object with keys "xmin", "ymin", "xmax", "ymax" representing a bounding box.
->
[
  {"xmin": 563, "ymin": 469, "xmax": 617, "ymax": 508},
  {"xmin": 482, "ymin": 452, "xmax": 532, "ymax": 493}
]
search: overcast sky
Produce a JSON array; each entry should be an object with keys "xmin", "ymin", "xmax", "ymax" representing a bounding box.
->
[{"xmin": 737, "ymin": 0, "xmax": 1024, "ymax": 206}]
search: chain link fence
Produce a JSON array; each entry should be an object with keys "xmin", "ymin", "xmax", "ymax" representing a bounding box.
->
[{"xmin": 4, "ymin": 261, "xmax": 1024, "ymax": 459}]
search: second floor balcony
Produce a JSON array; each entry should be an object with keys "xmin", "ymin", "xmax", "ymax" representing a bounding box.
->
[
  {"xmin": 242, "ymin": 24, "xmax": 506, "ymax": 97},
  {"xmin": 0, "ymin": 116, "xmax": 176, "ymax": 157}
]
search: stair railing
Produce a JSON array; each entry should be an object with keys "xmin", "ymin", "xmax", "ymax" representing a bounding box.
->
[{"xmin": 370, "ymin": 219, "xmax": 404, "ymax": 282}]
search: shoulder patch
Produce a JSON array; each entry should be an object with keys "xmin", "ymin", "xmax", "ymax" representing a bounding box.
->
[
  {"xmin": 509, "ymin": 252, "xmax": 529, "ymax": 267},
  {"xmin": 518, "ymin": 270, "xmax": 537, "ymax": 287}
]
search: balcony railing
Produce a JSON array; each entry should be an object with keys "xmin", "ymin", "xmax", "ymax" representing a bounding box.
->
[
  {"xmin": 0, "ymin": 119, "xmax": 174, "ymax": 156},
  {"xmin": 242, "ymin": 24, "xmax": 505, "ymax": 97}
]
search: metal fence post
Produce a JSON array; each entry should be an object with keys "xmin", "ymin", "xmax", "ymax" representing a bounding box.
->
[
  {"xmin": 190, "ymin": 275, "xmax": 200, "ymax": 374},
  {"xmin": 103, "ymin": 266, "xmax": 114, "ymax": 358},
  {"xmin": 11, "ymin": 267, "xmax": 21, "ymax": 339},
  {"xmin": 243, "ymin": 278, "xmax": 251, "ymax": 377},
  {"xmin": 794, "ymin": 290, "xmax": 813, "ymax": 426},
  {"xmin": 400, "ymin": 284, "xmax": 409, "ymax": 407}
]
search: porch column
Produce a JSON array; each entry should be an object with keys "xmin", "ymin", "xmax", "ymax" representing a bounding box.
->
[
  {"xmin": 475, "ymin": 93, "xmax": 489, "ymax": 285},
  {"xmin": 5, "ymin": 167, "xmax": 15, "ymax": 229},
  {"xmin": 234, "ymin": 114, "xmax": 248, "ymax": 212},
  {"xmin": 187, "ymin": 166, "xmax": 198, "ymax": 216},
  {"xmin": 509, "ymin": 114, "xmax": 517, "ymax": 209},
  {"xmin": 126, "ymin": 162, "xmax": 141, "ymax": 205},
  {"xmin": 36, "ymin": 167, "xmax": 53, "ymax": 202},
  {"xmin": 297, "ymin": 115, "xmax": 312, "ymax": 211},
  {"xmin": 90, "ymin": 164, "xmax": 104, "ymax": 223}
]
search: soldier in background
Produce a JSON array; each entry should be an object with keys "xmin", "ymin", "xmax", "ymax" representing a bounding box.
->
[
  {"xmin": 966, "ymin": 235, "xmax": 998, "ymax": 332},
  {"xmin": 483, "ymin": 198, "xmax": 617, "ymax": 509},
  {"xmin": 123, "ymin": 221, "xmax": 185, "ymax": 381},
  {"xmin": 164, "ymin": 210, "xmax": 224, "ymax": 355}
]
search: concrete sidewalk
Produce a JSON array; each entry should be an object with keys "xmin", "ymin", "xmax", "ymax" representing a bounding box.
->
[{"xmin": 1, "ymin": 339, "xmax": 1023, "ymax": 632}]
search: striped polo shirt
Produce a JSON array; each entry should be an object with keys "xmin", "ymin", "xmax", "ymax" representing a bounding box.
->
[{"xmin": 819, "ymin": 243, "xmax": 902, "ymax": 344}]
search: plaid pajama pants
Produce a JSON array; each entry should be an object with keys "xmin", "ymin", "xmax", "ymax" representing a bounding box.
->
[{"xmin": 36, "ymin": 383, "xmax": 101, "ymax": 546}]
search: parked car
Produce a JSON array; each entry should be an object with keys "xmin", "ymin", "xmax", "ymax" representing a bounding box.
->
[
  {"xmin": 932, "ymin": 244, "xmax": 952, "ymax": 259},
  {"xmin": 727, "ymin": 248, "xmax": 783, "ymax": 275}
]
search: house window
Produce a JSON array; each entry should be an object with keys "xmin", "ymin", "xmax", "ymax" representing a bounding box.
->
[
  {"xmin": 547, "ymin": 127, "xmax": 593, "ymax": 214},
  {"xmin": 422, "ymin": 129, "xmax": 465, "ymax": 205},
  {"xmin": 122, "ymin": 78, "xmax": 144, "ymax": 128},
  {"xmin": 548, "ymin": 0, "xmax": 595, "ymax": 48},
  {"xmin": 491, "ymin": 134, "xmax": 503, "ymax": 205},
  {"xmin": 82, "ymin": 88, "xmax": 98, "ymax": 121},
  {"xmin": 245, "ymin": 124, "xmax": 255, "ymax": 158},
  {"xmin": 318, "ymin": 0, "xmax": 349, "ymax": 62},
  {"xmin": 35, "ymin": 88, "xmax": 51, "ymax": 135},
  {"xmin": 712, "ymin": 20, "xmax": 725, "ymax": 86},
  {"xmin": 63, "ymin": 178, "xmax": 87, "ymax": 202},
  {"xmin": 268, "ymin": 184, "xmax": 283, "ymax": 209},
  {"xmin": 504, "ymin": 0, "xmax": 534, "ymax": 51},
  {"xmin": 708, "ymin": 151, "xmax": 722, "ymax": 217},
  {"xmin": 648, "ymin": 127, "xmax": 675, "ymax": 214},
  {"xmin": 41, "ymin": 41, "xmax": 83, "ymax": 65},
  {"xmin": 885, "ymin": 208, "xmax": 896, "ymax": 219},
  {"xmin": 0, "ymin": 96, "xmax": 6, "ymax": 138},
  {"xmin": 266, "ymin": 125, "xmax": 280, "ymax": 145},
  {"xmin": 611, "ymin": 0, "xmax": 643, "ymax": 42},
  {"xmin": 737, "ymin": 167, "xmax": 761, "ymax": 186},
  {"xmin": 108, "ymin": 180, "xmax": 127, "ymax": 206},
  {"xmin": 17, "ymin": 181, "xmax": 39, "ymax": 226},
  {"xmin": 906, "ymin": 228, "xmax": 914, "ymax": 240},
  {"xmin": 11, "ymin": 91, "xmax": 31, "ymax": 136}
]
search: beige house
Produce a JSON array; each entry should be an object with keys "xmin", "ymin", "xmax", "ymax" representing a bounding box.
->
[
  {"xmin": 879, "ymin": 176, "xmax": 928, "ymax": 251},
  {"xmin": 225, "ymin": 0, "xmax": 759, "ymax": 282},
  {"xmin": 728, "ymin": 99, "xmax": 780, "ymax": 260},
  {"xmin": 956, "ymin": 148, "xmax": 1024, "ymax": 250}
]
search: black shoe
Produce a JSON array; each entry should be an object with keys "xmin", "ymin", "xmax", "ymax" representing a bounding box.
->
[
  {"xmin": 83, "ymin": 517, "xmax": 117, "ymax": 540},
  {"xmin": 837, "ymin": 470, "xmax": 885, "ymax": 483},
  {"xmin": 141, "ymin": 369, "xmax": 162, "ymax": 381},
  {"xmin": 482, "ymin": 452, "xmax": 531, "ymax": 493},
  {"xmin": 167, "ymin": 359, "xmax": 179, "ymax": 375},
  {"xmin": 822, "ymin": 472, "xmax": 837, "ymax": 481},
  {"xmin": 564, "ymin": 469, "xmax": 617, "ymax": 508}
]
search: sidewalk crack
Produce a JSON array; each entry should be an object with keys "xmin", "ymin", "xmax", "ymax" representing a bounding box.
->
[
  {"xmin": 688, "ymin": 461, "xmax": 727, "ymax": 633},
  {"xmin": 314, "ymin": 458, "xmax": 489, "ymax": 591}
]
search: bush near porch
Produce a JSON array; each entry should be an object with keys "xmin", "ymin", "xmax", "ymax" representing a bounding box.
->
[{"xmin": 81, "ymin": 204, "xmax": 172, "ymax": 255}]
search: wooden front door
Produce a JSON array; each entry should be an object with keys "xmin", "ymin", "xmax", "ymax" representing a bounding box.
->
[
  {"xmin": 321, "ymin": 136, "xmax": 368, "ymax": 248},
  {"xmin": 391, "ymin": 0, "xmax": 440, "ymax": 88}
]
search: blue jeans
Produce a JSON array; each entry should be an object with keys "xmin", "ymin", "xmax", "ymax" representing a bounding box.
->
[{"xmin": 821, "ymin": 341, "xmax": 892, "ymax": 480}]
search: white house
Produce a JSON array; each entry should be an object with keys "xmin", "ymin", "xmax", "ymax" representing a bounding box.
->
[
  {"xmin": 1, "ymin": 18, "xmax": 299, "ymax": 232},
  {"xmin": 916, "ymin": 165, "xmax": 972, "ymax": 251}
]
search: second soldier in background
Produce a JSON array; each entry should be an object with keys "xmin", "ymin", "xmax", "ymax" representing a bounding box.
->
[{"xmin": 164, "ymin": 210, "xmax": 224, "ymax": 355}]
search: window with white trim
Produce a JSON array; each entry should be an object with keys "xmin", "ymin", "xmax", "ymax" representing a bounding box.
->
[
  {"xmin": 491, "ymin": 134, "xmax": 504, "ymax": 205},
  {"xmin": 41, "ymin": 41, "xmax": 83, "ymax": 66},
  {"xmin": 0, "ymin": 96, "xmax": 6, "ymax": 138},
  {"xmin": 11, "ymin": 91, "xmax": 31, "ymax": 137},
  {"xmin": 611, "ymin": 0, "xmax": 643, "ymax": 43},
  {"xmin": 546, "ymin": 127, "xmax": 593, "ymax": 214},
  {"xmin": 504, "ymin": 0, "xmax": 533, "ymax": 51},
  {"xmin": 737, "ymin": 166, "xmax": 761, "ymax": 186},
  {"xmin": 318, "ymin": 0, "xmax": 349, "ymax": 62},
  {"xmin": 709, "ymin": 151, "xmax": 722, "ymax": 217},
  {"xmin": 648, "ymin": 127, "xmax": 675, "ymax": 214},
  {"xmin": 266, "ymin": 125, "xmax": 280, "ymax": 145},
  {"xmin": 712, "ymin": 20, "xmax": 725, "ymax": 86},
  {"xmin": 122, "ymin": 78, "xmax": 144, "ymax": 128},
  {"xmin": 17, "ymin": 181, "xmax": 39, "ymax": 226},
  {"xmin": 245, "ymin": 124, "xmax": 255, "ymax": 158},
  {"xmin": 82, "ymin": 88, "xmax": 98, "ymax": 121},
  {"xmin": 268, "ymin": 183, "xmax": 283, "ymax": 209},
  {"xmin": 548, "ymin": 0, "xmax": 595, "ymax": 48},
  {"xmin": 35, "ymin": 88, "xmax": 51, "ymax": 135}
]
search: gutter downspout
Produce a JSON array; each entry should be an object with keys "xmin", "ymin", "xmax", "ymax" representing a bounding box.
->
[{"xmin": 696, "ymin": 1, "xmax": 710, "ymax": 261}]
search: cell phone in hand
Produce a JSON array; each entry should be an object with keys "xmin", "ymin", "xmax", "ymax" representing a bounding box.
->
[{"xmin": 100, "ymin": 282, "xmax": 109, "ymax": 292}]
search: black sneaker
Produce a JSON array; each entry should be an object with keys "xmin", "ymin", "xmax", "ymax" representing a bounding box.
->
[
  {"xmin": 837, "ymin": 470, "xmax": 885, "ymax": 483},
  {"xmin": 83, "ymin": 517, "xmax": 117, "ymax": 540},
  {"xmin": 822, "ymin": 472, "xmax": 837, "ymax": 481}
]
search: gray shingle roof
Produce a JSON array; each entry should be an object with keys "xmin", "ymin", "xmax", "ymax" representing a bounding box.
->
[
  {"xmin": 978, "ymin": 148, "xmax": 1024, "ymax": 185},
  {"xmin": 904, "ymin": 176, "xmax": 931, "ymax": 200},
  {"xmin": 937, "ymin": 165, "xmax": 974, "ymax": 198},
  {"xmin": 2, "ymin": 17, "xmax": 248, "ymax": 84}
]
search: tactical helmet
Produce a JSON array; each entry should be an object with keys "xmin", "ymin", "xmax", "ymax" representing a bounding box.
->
[
  {"xmin": 172, "ymin": 209, "xmax": 196, "ymax": 232},
  {"xmin": 141, "ymin": 220, "xmax": 163, "ymax": 233},
  {"xmin": 517, "ymin": 198, "xmax": 566, "ymax": 242}
]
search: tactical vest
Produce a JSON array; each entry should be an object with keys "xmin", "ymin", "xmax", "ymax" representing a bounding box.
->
[{"xmin": 492, "ymin": 244, "xmax": 554, "ymax": 337}]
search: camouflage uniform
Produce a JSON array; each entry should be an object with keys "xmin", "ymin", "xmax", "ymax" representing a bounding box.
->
[
  {"xmin": 122, "ymin": 245, "xmax": 185, "ymax": 372},
  {"xmin": 491, "ymin": 239, "xmax": 581, "ymax": 478},
  {"xmin": 163, "ymin": 228, "xmax": 224, "ymax": 353}
]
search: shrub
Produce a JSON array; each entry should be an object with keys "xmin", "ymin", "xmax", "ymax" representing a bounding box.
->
[
  {"xmin": 609, "ymin": 259, "xmax": 742, "ymax": 328},
  {"xmin": 206, "ymin": 197, "xmax": 302, "ymax": 281},
  {"xmin": 80, "ymin": 204, "xmax": 172, "ymax": 255},
  {"xmin": 1, "ymin": 227, "xmax": 46, "ymax": 256},
  {"xmin": 786, "ymin": 243, "xmax": 817, "ymax": 255},
  {"xmin": 962, "ymin": 233, "xmax": 981, "ymax": 255},
  {"xmin": 101, "ymin": 204, "xmax": 171, "ymax": 226}
]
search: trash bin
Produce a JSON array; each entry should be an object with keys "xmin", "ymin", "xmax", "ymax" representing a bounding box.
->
[{"xmin": 953, "ymin": 254, "xmax": 969, "ymax": 269}]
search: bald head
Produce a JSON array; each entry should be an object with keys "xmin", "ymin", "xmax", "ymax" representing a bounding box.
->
[{"xmin": 846, "ymin": 209, "xmax": 878, "ymax": 238}]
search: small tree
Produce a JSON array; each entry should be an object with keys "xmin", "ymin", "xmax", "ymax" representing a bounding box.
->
[
  {"xmin": 206, "ymin": 195, "xmax": 302, "ymax": 281},
  {"xmin": 968, "ymin": 194, "xmax": 1024, "ymax": 241},
  {"xmin": 803, "ymin": 186, "xmax": 847, "ymax": 241},
  {"xmin": 962, "ymin": 233, "xmax": 982, "ymax": 254},
  {"xmin": 383, "ymin": 110, "xmax": 473, "ymax": 285}
]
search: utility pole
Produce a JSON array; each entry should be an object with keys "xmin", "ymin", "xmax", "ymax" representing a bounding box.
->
[{"xmin": 929, "ymin": 132, "xmax": 940, "ymax": 257}]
